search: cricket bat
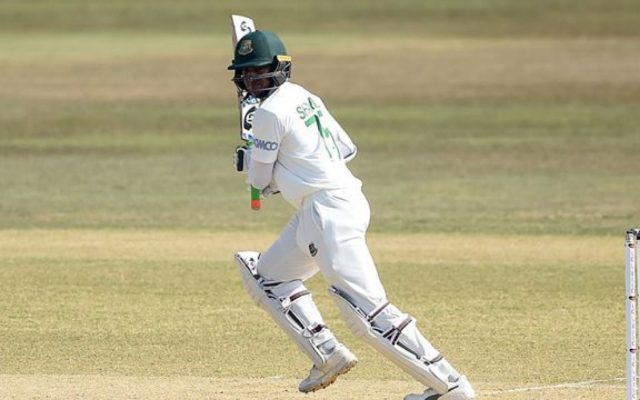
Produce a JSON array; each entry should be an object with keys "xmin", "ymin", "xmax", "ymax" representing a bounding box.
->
[{"xmin": 230, "ymin": 14, "xmax": 261, "ymax": 211}]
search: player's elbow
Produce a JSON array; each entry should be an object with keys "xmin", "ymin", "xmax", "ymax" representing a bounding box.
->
[{"xmin": 343, "ymin": 146, "xmax": 357, "ymax": 163}]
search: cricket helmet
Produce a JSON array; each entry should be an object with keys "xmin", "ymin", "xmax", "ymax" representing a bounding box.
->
[{"xmin": 228, "ymin": 30, "xmax": 292, "ymax": 98}]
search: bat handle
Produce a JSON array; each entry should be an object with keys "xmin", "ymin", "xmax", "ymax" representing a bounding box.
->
[
  {"xmin": 243, "ymin": 138, "xmax": 260, "ymax": 210},
  {"xmin": 250, "ymin": 186, "xmax": 261, "ymax": 210}
]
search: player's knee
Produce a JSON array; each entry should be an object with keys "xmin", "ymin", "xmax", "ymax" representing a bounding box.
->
[
  {"xmin": 235, "ymin": 251, "xmax": 265, "ymax": 305},
  {"xmin": 328, "ymin": 285, "xmax": 408, "ymax": 340},
  {"xmin": 235, "ymin": 251, "xmax": 311, "ymax": 313}
]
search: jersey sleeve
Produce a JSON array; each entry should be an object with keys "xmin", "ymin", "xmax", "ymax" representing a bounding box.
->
[
  {"xmin": 251, "ymin": 108, "xmax": 283, "ymax": 164},
  {"xmin": 248, "ymin": 158, "xmax": 274, "ymax": 190}
]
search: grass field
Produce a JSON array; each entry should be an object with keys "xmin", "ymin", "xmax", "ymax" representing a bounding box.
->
[{"xmin": 1, "ymin": 1, "xmax": 639, "ymax": 399}]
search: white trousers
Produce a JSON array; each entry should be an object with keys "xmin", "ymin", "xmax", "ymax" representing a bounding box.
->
[
  {"xmin": 254, "ymin": 187, "xmax": 464, "ymax": 393},
  {"xmin": 258, "ymin": 187, "xmax": 387, "ymax": 311}
]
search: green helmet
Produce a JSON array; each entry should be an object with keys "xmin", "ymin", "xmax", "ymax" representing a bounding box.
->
[
  {"xmin": 228, "ymin": 31, "xmax": 292, "ymax": 98},
  {"xmin": 228, "ymin": 30, "xmax": 288, "ymax": 70}
]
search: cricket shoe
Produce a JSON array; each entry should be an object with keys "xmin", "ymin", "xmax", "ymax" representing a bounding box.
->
[
  {"xmin": 298, "ymin": 344, "xmax": 358, "ymax": 393},
  {"xmin": 404, "ymin": 375, "xmax": 476, "ymax": 400}
]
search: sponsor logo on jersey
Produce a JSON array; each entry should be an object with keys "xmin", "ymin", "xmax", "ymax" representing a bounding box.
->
[{"xmin": 254, "ymin": 138, "xmax": 278, "ymax": 151}]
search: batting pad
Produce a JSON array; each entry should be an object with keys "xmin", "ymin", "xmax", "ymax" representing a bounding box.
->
[
  {"xmin": 235, "ymin": 251, "xmax": 337, "ymax": 367},
  {"xmin": 329, "ymin": 285, "xmax": 461, "ymax": 394}
]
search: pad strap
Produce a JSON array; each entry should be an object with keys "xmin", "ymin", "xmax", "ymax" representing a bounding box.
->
[
  {"xmin": 329, "ymin": 284, "xmax": 461, "ymax": 394},
  {"xmin": 235, "ymin": 251, "xmax": 337, "ymax": 367}
]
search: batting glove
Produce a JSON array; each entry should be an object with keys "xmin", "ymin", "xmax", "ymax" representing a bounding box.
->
[{"xmin": 234, "ymin": 146, "xmax": 252, "ymax": 173}]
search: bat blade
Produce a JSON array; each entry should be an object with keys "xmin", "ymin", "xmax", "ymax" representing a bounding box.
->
[
  {"xmin": 230, "ymin": 15, "xmax": 255, "ymax": 46},
  {"xmin": 230, "ymin": 14, "xmax": 261, "ymax": 211},
  {"xmin": 230, "ymin": 15, "xmax": 258, "ymax": 142},
  {"xmin": 239, "ymin": 95, "xmax": 259, "ymax": 142}
]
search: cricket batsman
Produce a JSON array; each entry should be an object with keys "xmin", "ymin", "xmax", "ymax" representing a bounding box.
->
[{"xmin": 230, "ymin": 30, "xmax": 476, "ymax": 400}]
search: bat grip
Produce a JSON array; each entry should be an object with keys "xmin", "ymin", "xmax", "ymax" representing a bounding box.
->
[
  {"xmin": 244, "ymin": 139, "xmax": 261, "ymax": 211},
  {"xmin": 250, "ymin": 186, "xmax": 261, "ymax": 210}
]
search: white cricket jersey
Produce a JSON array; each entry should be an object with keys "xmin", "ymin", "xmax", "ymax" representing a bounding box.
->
[{"xmin": 251, "ymin": 82, "xmax": 361, "ymax": 208}]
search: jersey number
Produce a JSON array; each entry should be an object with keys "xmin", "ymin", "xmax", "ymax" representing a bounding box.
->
[{"xmin": 305, "ymin": 111, "xmax": 341, "ymax": 160}]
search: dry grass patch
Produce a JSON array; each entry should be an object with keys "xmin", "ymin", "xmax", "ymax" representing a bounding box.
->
[
  {"xmin": 0, "ymin": 375, "xmax": 625, "ymax": 400},
  {"xmin": 0, "ymin": 229, "xmax": 619, "ymax": 267},
  {"xmin": 0, "ymin": 230, "xmax": 624, "ymax": 397}
]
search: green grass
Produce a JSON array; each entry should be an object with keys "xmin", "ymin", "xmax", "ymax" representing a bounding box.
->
[
  {"xmin": 1, "ymin": 100, "xmax": 638, "ymax": 234},
  {"xmin": 1, "ymin": 33, "xmax": 638, "ymax": 234}
]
